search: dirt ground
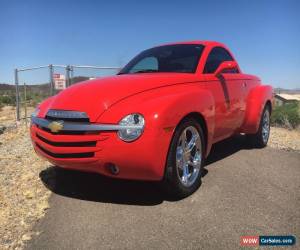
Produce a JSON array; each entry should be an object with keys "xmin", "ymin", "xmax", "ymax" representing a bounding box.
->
[
  {"xmin": 269, "ymin": 126, "xmax": 300, "ymax": 151},
  {"xmin": 0, "ymin": 106, "xmax": 50, "ymax": 249},
  {"xmin": 0, "ymin": 106, "xmax": 34, "ymax": 127},
  {"xmin": 0, "ymin": 105, "xmax": 299, "ymax": 249}
]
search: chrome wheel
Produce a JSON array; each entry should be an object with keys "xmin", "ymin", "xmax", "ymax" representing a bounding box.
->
[
  {"xmin": 262, "ymin": 109, "xmax": 270, "ymax": 144},
  {"xmin": 176, "ymin": 126, "xmax": 202, "ymax": 187}
]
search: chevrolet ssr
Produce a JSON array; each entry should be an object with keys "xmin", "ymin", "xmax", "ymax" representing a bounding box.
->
[{"xmin": 30, "ymin": 41, "xmax": 273, "ymax": 198}]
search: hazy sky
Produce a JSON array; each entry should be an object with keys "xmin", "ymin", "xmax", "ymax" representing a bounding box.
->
[{"xmin": 0, "ymin": 0, "xmax": 299, "ymax": 88}]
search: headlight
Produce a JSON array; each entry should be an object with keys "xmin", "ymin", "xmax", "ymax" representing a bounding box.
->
[
  {"xmin": 31, "ymin": 108, "xmax": 40, "ymax": 118},
  {"xmin": 117, "ymin": 113, "xmax": 145, "ymax": 142}
]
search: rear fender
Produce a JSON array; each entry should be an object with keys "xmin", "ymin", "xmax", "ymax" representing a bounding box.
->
[{"xmin": 241, "ymin": 85, "xmax": 273, "ymax": 134}]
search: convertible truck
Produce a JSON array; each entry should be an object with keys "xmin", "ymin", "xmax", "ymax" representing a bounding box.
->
[{"xmin": 30, "ymin": 41, "xmax": 273, "ymax": 198}]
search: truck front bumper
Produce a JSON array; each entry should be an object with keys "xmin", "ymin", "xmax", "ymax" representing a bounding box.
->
[{"xmin": 30, "ymin": 117, "xmax": 171, "ymax": 181}]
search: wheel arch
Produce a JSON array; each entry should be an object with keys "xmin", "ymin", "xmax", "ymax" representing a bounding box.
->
[
  {"xmin": 177, "ymin": 112, "xmax": 208, "ymax": 156},
  {"xmin": 240, "ymin": 84, "xmax": 273, "ymax": 134},
  {"xmin": 265, "ymin": 100, "xmax": 272, "ymax": 114}
]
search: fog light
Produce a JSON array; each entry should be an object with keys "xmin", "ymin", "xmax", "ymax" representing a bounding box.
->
[{"xmin": 107, "ymin": 163, "xmax": 119, "ymax": 175}]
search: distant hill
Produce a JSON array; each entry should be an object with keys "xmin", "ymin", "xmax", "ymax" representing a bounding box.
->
[
  {"xmin": 0, "ymin": 83, "xmax": 50, "ymax": 94},
  {"xmin": 274, "ymin": 88, "xmax": 300, "ymax": 94},
  {"xmin": 0, "ymin": 76, "xmax": 90, "ymax": 93},
  {"xmin": 0, "ymin": 83, "xmax": 15, "ymax": 91},
  {"xmin": 71, "ymin": 76, "xmax": 90, "ymax": 84}
]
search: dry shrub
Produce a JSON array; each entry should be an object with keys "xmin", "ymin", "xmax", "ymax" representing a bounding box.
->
[{"xmin": 271, "ymin": 102, "xmax": 300, "ymax": 129}]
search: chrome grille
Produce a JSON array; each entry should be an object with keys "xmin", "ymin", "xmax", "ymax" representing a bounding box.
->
[
  {"xmin": 37, "ymin": 125, "xmax": 97, "ymax": 135},
  {"xmin": 46, "ymin": 110, "xmax": 89, "ymax": 122},
  {"xmin": 33, "ymin": 110, "xmax": 97, "ymax": 158}
]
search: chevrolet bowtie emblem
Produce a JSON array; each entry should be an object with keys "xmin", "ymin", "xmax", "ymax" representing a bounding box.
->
[{"xmin": 48, "ymin": 121, "xmax": 64, "ymax": 133}]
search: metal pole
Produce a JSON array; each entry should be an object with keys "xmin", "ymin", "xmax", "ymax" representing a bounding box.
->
[
  {"xmin": 70, "ymin": 65, "xmax": 74, "ymax": 86},
  {"xmin": 71, "ymin": 65, "xmax": 120, "ymax": 70},
  {"xmin": 18, "ymin": 65, "xmax": 49, "ymax": 72},
  {"xmin": 15, "ymin": 68, "xmax": 20, "ymax": 121},
  {"xmin": 24, "ymin": 83, "xmax": 28, "ymax": 127},
  {"xmin": 49, "ymin": 64, "xmax": 54, "ymax": 96},
  {"xmin": 66, "ymin": 65, "xmax": 70, "ymax": 87}
]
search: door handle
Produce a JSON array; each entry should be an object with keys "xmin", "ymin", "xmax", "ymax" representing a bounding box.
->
[{"xmin": 243, "ymin": 82, "xmax": 247, "ymax": 88}]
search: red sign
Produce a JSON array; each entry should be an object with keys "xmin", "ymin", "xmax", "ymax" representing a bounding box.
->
[
  {"xmin": 240, "ymin": 236, "xmax": 259, "ymax": 246},
  {"xmin": 53, "ymin": 74, "xmax": 66, "ymax": 90}
]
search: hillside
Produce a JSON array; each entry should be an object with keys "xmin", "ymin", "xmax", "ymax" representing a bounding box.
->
[
  {"xmin": 274, "ymin": 88, "xmax": 300, "ymax": 94},
  {"xmin": 0, "ymin": 76, "xmax": 89, "ymax": 92},
  {"xmin": 0, "ymin": 76, "xmax": 90, "ymax": 93}
]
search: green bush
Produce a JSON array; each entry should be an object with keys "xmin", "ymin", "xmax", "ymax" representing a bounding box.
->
[
  {"xmin": 0, "ymin": 91, "xmax": 48, "ymax": 110},
  {"xmin": 0, "ymin": 94, "xmax": 15, "ymax": 105},
  {"xmin": 271, "ymin": 102, "xmax": 300, "ymax": 129}
]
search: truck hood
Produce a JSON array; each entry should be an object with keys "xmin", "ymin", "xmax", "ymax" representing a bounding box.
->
[{"xmin": 44, "ymin": 73, "xmax": 200, "ymax": 122}]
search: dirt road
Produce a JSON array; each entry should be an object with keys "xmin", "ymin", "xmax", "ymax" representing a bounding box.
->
[{"xmin": 25, "ymin": 135, "xmax": 300, "ymax": 249}]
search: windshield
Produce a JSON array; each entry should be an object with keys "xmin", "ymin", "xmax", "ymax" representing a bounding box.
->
[{"xmin": 119, "ymin": 44, "xmax": 204, "ymax": 74}]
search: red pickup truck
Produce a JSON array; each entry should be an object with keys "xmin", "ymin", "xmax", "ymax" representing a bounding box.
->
[{"xmin": 30, "ymin": 41, "xmax": 273, "ymax": 198}]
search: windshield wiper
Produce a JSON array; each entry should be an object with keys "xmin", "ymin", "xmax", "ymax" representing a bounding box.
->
[{"xmin": 133, "ymin": 69, "xmax": 160, "ymax": 73}]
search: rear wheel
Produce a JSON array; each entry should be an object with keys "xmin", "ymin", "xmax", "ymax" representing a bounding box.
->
[
  {"xmin": 247, "ymin": 106, "xmax": 271, "ymax": 148},
  {"xmin": 163, "ymin": 118, "xmax": 205, "ymax": 199}
]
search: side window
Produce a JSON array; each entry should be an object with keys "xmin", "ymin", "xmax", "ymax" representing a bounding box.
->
[
  {"xmin": 129, "ymin": 57, "xmax": 158, "ymax": 73},
  {"xmin": 203, "ymin": 47, "xmax": 236, "ymax": 74}
]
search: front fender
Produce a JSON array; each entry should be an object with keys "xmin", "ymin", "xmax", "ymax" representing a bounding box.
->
[
  {"xmin": 241, "ymin": 84, "xmax": 273, "ymax": 134},
  {"xmin": 37, "ymin": 96, "xmax": 56, "ymax": 118},
  {"xmin": 98, "ymin": 84, "xmax": 215, "ymax": 179}
]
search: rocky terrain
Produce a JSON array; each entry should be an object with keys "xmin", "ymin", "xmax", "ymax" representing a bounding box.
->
[
  {"xmin": 0, "ymin": 106, "xmax": 50, "ymax": 249},
  {"xmin": 269, "ymin": 126, "xmax": 300, "ymax": 152}
]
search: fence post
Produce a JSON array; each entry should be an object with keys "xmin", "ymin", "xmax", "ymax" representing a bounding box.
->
[
  {"xmin": 68, "ymin": 65, "xmax": 74, "ymax": 86},
  {"xmin": 70, "ymin": 65, "xmax": 74, "ymax": 86},
  {"xmin": 24, "ymin": 83, "xmax": 28, "ymax": 127},
  {"xmin": 66, "ymin": 65, "xmax": 70, "ymax": 87},
  {"xmin": 49, "ymin": 64, "xmax": 54, "ymax": 95},
  {"xmin": 15, "ymin": 68, "xmax": 20, "ymax": 121}
]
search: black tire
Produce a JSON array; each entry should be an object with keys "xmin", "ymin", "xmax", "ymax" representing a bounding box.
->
[
  {"xmin": 246, "ymin": 105, "xmax": 271, "ymax": 148},
  {"xmin": 163, "ymin": 118, "xmax": 205, "ymax": 199}
]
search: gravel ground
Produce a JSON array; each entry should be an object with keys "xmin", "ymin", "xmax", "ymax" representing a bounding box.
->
[
  {"xmin": 0, "ymin": 105, "xmax": 299, "ymax": 249},
  {"xmin": 0, "ymin": 107, "xmax": 50, "ymax": 250},
  {"xmin": 0, "ymin": 106, "xmax": 34, "ymax": 127},
  {"xmin": 269, "ymin": 126, "xmax": 300, "ymax": 152}
]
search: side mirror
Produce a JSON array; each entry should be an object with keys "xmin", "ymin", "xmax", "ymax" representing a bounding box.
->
[{"xmin": 214, "ymin": 61, "xmax": 238, "ymax": 76}]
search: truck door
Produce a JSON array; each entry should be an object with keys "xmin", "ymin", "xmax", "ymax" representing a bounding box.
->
[{"xmin": 202, "ymin": 47, "xmax": 245, "ymax": 142}]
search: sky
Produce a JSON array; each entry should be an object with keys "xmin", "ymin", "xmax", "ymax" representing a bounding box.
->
[{"xmin": 0, "ymin": 0, "xmax": 299, "ymax": 88}]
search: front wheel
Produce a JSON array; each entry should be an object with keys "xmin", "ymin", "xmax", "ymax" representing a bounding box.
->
[
  {"xmin": 247, "ymin": 106, "xmax": 271, "ymax": 148},
  {"xmin": 163, "ymin": 118, "xmax": 205, "ymax": 199}
]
